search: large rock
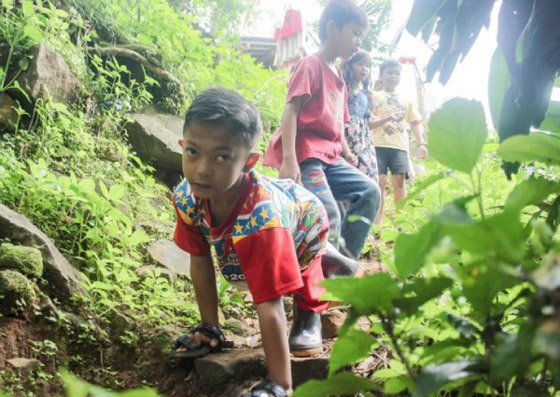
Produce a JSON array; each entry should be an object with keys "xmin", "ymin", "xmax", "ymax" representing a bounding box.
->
[
  {"xmin": 195, "ymin": 349, "xmax": 267, "ymax": 394},
  {"xmin": 0, "ymin": 243, "xmax": 43, "ymax": 278},
  {"xmin": 146, "ymin": 239, "xmax": 190, "ymax": 278},
  {"xmin": 12, "ymin": 43, "xmax": 82, "ymax": 107},
  {"xmin": 0, "ymin": 93, "xmax": 18, "ymax": 132},
  {"xmin": 125, "ymin": 109, "xmax": 184, "ymax": 174},
  {"xmin": 0, "ymin": 204, "xmax": 83, "ymax": 301},
  {"xmin": 0, "ymin": 270, "xmax": 34, "ymax": 318}
]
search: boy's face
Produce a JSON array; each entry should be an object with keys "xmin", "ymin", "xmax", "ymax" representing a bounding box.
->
[
  {"xmin": 380, "ymin": 66, "xmax": 401, "ymax": 92},
  {"xmin": 182, "ymin": 122, "xmax": 258, "ymax": 203},
  {"xmin": 331, "ymin": 21, "xmax": 365, "ymax": 60}
]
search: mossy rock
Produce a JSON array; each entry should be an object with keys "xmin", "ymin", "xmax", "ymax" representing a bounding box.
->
[
  {"xmin": 0, "ymin": 243, "xmax": 43, "ymax": 277},
  {"xmin": 0, "ymin": 270, "xmax": 34, "ymax": 317}
]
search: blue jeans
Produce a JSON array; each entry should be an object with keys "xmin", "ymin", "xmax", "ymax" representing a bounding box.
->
[{"xmin": 300, "ymin": 158, "xmax": 380, "ymax": 259}]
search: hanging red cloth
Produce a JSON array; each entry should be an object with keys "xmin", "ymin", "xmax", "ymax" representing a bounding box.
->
[{"xmin": 274, "ymin": 9, "xmax": 304, "ymax": 69}]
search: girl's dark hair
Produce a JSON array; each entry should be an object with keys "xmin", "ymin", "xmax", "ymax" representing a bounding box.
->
[
  {"xmin": 318, "ymin": 0, "xmax": 368, "ymax": 43},
  {"xmin": 183, "ymin": 86, "xmax": 262, "ymax": 148},
  {"xmin": 343, "ymin": 50, "xmax": 372, "ymax": 104}
]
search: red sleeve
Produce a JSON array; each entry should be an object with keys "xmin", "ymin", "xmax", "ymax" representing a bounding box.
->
[
  {"xmin": 234, "ymin": 228, "xmax": 303, "ymax": 304},
  {"xmin": 173, "ymin": 206, "xmax": 210, "ymax": 256},
  {"xmin": 286, "ymin": 57, "xmax": 318, "ymax": 104}
]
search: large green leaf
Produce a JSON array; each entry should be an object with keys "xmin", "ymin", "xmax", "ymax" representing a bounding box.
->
[
  {"xmin": 394, "ymin": 277, "xmax": 453, "ymax": 315},
  {"xmin": 489, "ymin": 325, "xmax": 535, "ymax": 385},
  {"xmin": 488, "ymin": 48, "xmax": 510, "ymax": 129},
  {"xmin": 498, "ymin": 132, "xmax": 560, "ymax": 165},
  {"xmin": 405, "ymin": 0, "xmax": 445, "ymax": 36},
  {"xmin": 329, "ymin": 329, "xmax": 378, "ymax": 376},
  {"xmin": 293, "ymin": 372, "xmax": 378, "ymax": 397},
  {"xmin": 540, "ymin": 99, "xmax": 560, "ymax": 133},
  {"xmin": 461, "ymin": 265, "xmax": 519, "ymax": 316},
  {"xmin": 394, "ymin": 220, "xmax": 443, "ymax": 279},
  {"xmin": 321, "ymin": 273, "xmax": 400, "ymax": 314},
  {"xmin": 444, "ymin": 211, "xmax": 526, "ymax": 263},
  {"xmin": 505, "ymin": 177, "xmax": 560, "ymax": 212},
  {"xmin": 427, "ymin": 98, "xmax": 487, "ymax": 174},
  {"xmin": 413, "ymin": 359, "xmax": 484, "ymax": 397}
]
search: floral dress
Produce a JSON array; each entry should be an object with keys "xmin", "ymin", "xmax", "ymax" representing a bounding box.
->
[{"xmin": 345, "ymin": 90, "xmax": 378, "ymax": 181}]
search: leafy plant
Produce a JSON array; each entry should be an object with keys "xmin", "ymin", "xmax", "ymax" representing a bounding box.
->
[
  {"xmin": 405, "ymin": 0, "xmax": 560, "ymax": 177},
  {"xmin": 298, "ymin": 98, "xmax": 560, "ymax": 396}
]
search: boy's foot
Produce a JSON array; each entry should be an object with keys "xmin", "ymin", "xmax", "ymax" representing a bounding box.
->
[
  {"xmin": 289, "ymin": 305, "xmax": 322, "ymax": 357},
  {"xmin": 169, "ymin": 323, "xmax": 233, "ymax": 360},
  {"xmin": 240, "ymin": 380, "xmax": 288, "ymax": 397},
  {"xmin": 322, "ymin": 242, "xmax": 361, "ymax": 278}
]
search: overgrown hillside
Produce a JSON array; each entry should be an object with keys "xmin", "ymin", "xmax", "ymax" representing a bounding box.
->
[{"xmin": 0, "ymin": 0, "xmax": 285, "ymax": 394}]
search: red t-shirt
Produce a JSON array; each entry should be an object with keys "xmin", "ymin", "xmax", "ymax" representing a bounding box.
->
[
  {"xmin": 263, "ymin": 54, "xmax": 350, "ymax": 168},
  {"xmin": 173, "ymin": 170, "xmax": 328, "ymax": 305}
]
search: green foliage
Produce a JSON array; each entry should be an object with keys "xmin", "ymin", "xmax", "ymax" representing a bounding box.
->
[
  {"xmin": 406, "ymin": 0, "xmax": 560, "ymax": 177},
  {"xmin": 297, "ymin": 98, "xmax": 560, "ymax": 396},
  {"xmin": 60, "ymin": 370, "xmax": 160, "ymax": 396}
]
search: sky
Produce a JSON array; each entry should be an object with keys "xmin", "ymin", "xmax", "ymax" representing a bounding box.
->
[{"xmin": 247, "ymin": 0, "xmax": 500, "ymax": 121}]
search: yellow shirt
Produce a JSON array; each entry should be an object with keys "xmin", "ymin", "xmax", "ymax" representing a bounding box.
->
[{"xmin": 371, "ymin": 90, "xmax": 422, "ymax": 152}]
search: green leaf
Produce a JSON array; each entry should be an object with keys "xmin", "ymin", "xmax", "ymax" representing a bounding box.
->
[
  {"xmin": 384, "ymin": 377, "xmax": 413, "ymax": 394},
  {"xmin": 394, "ymin": 277, "xmax": 453, "ymax": 315},
  {"xmin": 397, "ymin": 171, "xmax": 447, "ymax": 209},
  {"xmin": 21, "ymin": 0, "xmax": 34, "ymax": 16},
  {"xmin": 394, "ymin": 220, "xmax": 443, "ymax": 279},
  {"xmin": 127, "ymin": 229, "xmax": 150, "ymax": 246},
  {"xmin": 490, "ymin": 325, "xmax": 535, "ymax": 385},
  {"xmin": 540, "ymin": 99, "xmax": 560, "ymax": 133},
  {"xmin": 405, "ymin": 0, "xmax": 445, "ymax": 36},
  {"xmin": 505, "ymin": 178, "xmax": 560, "ymax": 212},
  {"xmin": 427, "ymin": 98, "xmax": 487, "ymax": 174},
  {"xmin": 461, "ymin": 266, "xmax": 519, "ymax": 316},
  {"xmin": 488, "ymin": 48, "xmax": 510, "ymax": 129},
  {"xmin": 321, "ymin": 273, "xmax": 400, "ymax": 314},
  {"xmin": 108, "ymin": 184, "xmax": 126, "ymax": 202},
  {"xmin": 329, "ymin": 329, "xmax": 377, "ymax": 376},
  {"xmin": 447, "ymin": 314, "xmax": 478, "ymax": 339},
  {"xmin": 413, "ymin": 359, "xmax": 483, "ymax": 397},
  {"xmin": 498, "ymin": 132, "xmax": 560, "ymax": 165},
  {"xmin": 444, "ymin": 211, "xmax": 526, "ymax": 263},
  {"xmin": 23, "ymin": 25, "xmax": 44, "ymax": 42},
  {"xmin": 293, "ymin": 372, "xmax": 378, "ymax": 397}
]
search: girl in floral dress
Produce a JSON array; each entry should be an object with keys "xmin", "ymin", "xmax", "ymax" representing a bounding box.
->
[{"xmin": 343, "ymin": 50, "xmax": 378, "ymax": 181}]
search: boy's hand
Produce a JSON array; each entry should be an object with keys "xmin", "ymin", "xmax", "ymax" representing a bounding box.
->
[
  {"xmin": 279, "ymin": 158, "xmax": 301, "ymax": 184},
  {"xmin": 345, "ymin": 153, "xmax": 358, "ymax": 167},
  {"xmin": 417, "ymin": 144, "xmax": 428, "ymax": 160},
  {"xmin": 391, "ymin": 112, "xmax": 405, "ymax": 122}
]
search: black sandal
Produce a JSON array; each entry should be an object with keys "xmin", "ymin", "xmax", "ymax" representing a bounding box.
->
[
  {"xmin": 240, "ymin": 380, "xmax": 288, "ymax": 397},
  {"xmin": 169, "ymin": 323, "xmax": 234, "ymax": 360}
]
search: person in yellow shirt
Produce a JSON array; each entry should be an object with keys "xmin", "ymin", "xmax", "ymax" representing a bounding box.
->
[{"xmin": 370, "ymin": 59, "xmax": 427, "ymax": 224}]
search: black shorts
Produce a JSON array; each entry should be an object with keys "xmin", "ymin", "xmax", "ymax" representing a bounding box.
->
[{"xmin": 375, "ymin": 147, "xmax": 410, "ymax": 176}]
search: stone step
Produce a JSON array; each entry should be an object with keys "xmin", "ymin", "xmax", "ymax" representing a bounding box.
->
[{"xmin": 194, "ymin": 348, "xmax": 329, "ymax": 396}]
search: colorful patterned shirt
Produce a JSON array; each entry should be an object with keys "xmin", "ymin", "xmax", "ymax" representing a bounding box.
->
[{"xmin": 173, "ymin": 169, "xmax": 328, "ymax": 304}]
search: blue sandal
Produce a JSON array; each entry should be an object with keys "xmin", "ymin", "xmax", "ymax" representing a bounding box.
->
[
  {"xmin": 240, "ymin": 380, "xmax": 288, "ymax": 397},
  {"xmin": 169, "ymin": 323, "xmax": 234, "ymax": 360}
]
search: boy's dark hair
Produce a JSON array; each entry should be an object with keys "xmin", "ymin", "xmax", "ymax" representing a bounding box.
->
[
  {"xmin": 183, "ymin": 87, "xmax": 262, "ymax": 148},
  {"xmin": 318, "ymin": 0, "xmax": 368, "ymax": 43},
  {"xmin": 379, "ymin": 59, "xmax": 401, "ymax": 76}
]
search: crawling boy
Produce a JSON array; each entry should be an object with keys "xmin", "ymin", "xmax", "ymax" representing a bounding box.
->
[{"xmin": 171, "ymin": 87, "xmax": 356, "ymax": 396}]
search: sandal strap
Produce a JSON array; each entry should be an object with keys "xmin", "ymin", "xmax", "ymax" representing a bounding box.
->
[
  {"xmin": 193, "ymin": 323, "xmax": 234, "ymax": 351},
  {"xmin": 248, "ymin": 380, "xmax": 288, "ymax": 397}
]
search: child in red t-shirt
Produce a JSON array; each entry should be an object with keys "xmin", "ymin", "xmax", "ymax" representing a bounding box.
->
[
  {"xmin": 264, "ymin": 0, "xmax": 380, "ymax": 260},
  {"xmin": 171, "ymin": 87, "xmax": 357, "ymax": 396}
]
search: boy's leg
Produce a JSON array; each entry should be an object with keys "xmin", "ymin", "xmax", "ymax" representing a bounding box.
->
[
  {"xmin": 375, "ymin": 174, "xmax": 387, "ymax": 225},
  {"xmin": 374, "ymin": 147, "xmax": 390, "ymax": 225},
  {"xmin": 289, "ymin": 255, "xmax": 328, "ymax": 356},
  {"xmin": 392, "ymin": 174, "xmax": 407, "ymax": 204},
  {"xmin": 325, "ymin": 160, "xmax": 381, "ymax": 259},
  {"xmin": 300, "ymin": 159, "xmax": 342, "ymax": 249},
  {"xmin": 387, "ymin": 148, "xmax": 410, "ymax": 206}
]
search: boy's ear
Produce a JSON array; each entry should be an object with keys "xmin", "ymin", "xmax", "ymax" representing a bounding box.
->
[
  {"xmin": 178, "ymin": 139, "xmax": 184, "ymax": 149},
  {"xmin": 243, "ymin": 152, "xmax": 260, "ymax": 171}
]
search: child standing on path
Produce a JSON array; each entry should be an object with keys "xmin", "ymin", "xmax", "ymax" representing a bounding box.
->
[
  {"xmin": 371, "ymin": 59, "xmax": 427, "ymax": 224},
  {"xmin": 264, "ymin": 0, "xmax": 380, "ymax": 260},
  {"xmin": 172, "ymin": 87, "xmax": 357, "ymax": 397},
  {"xmin": 343, "ymin": 49, "xmax": 378, "ymax": 181}
]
